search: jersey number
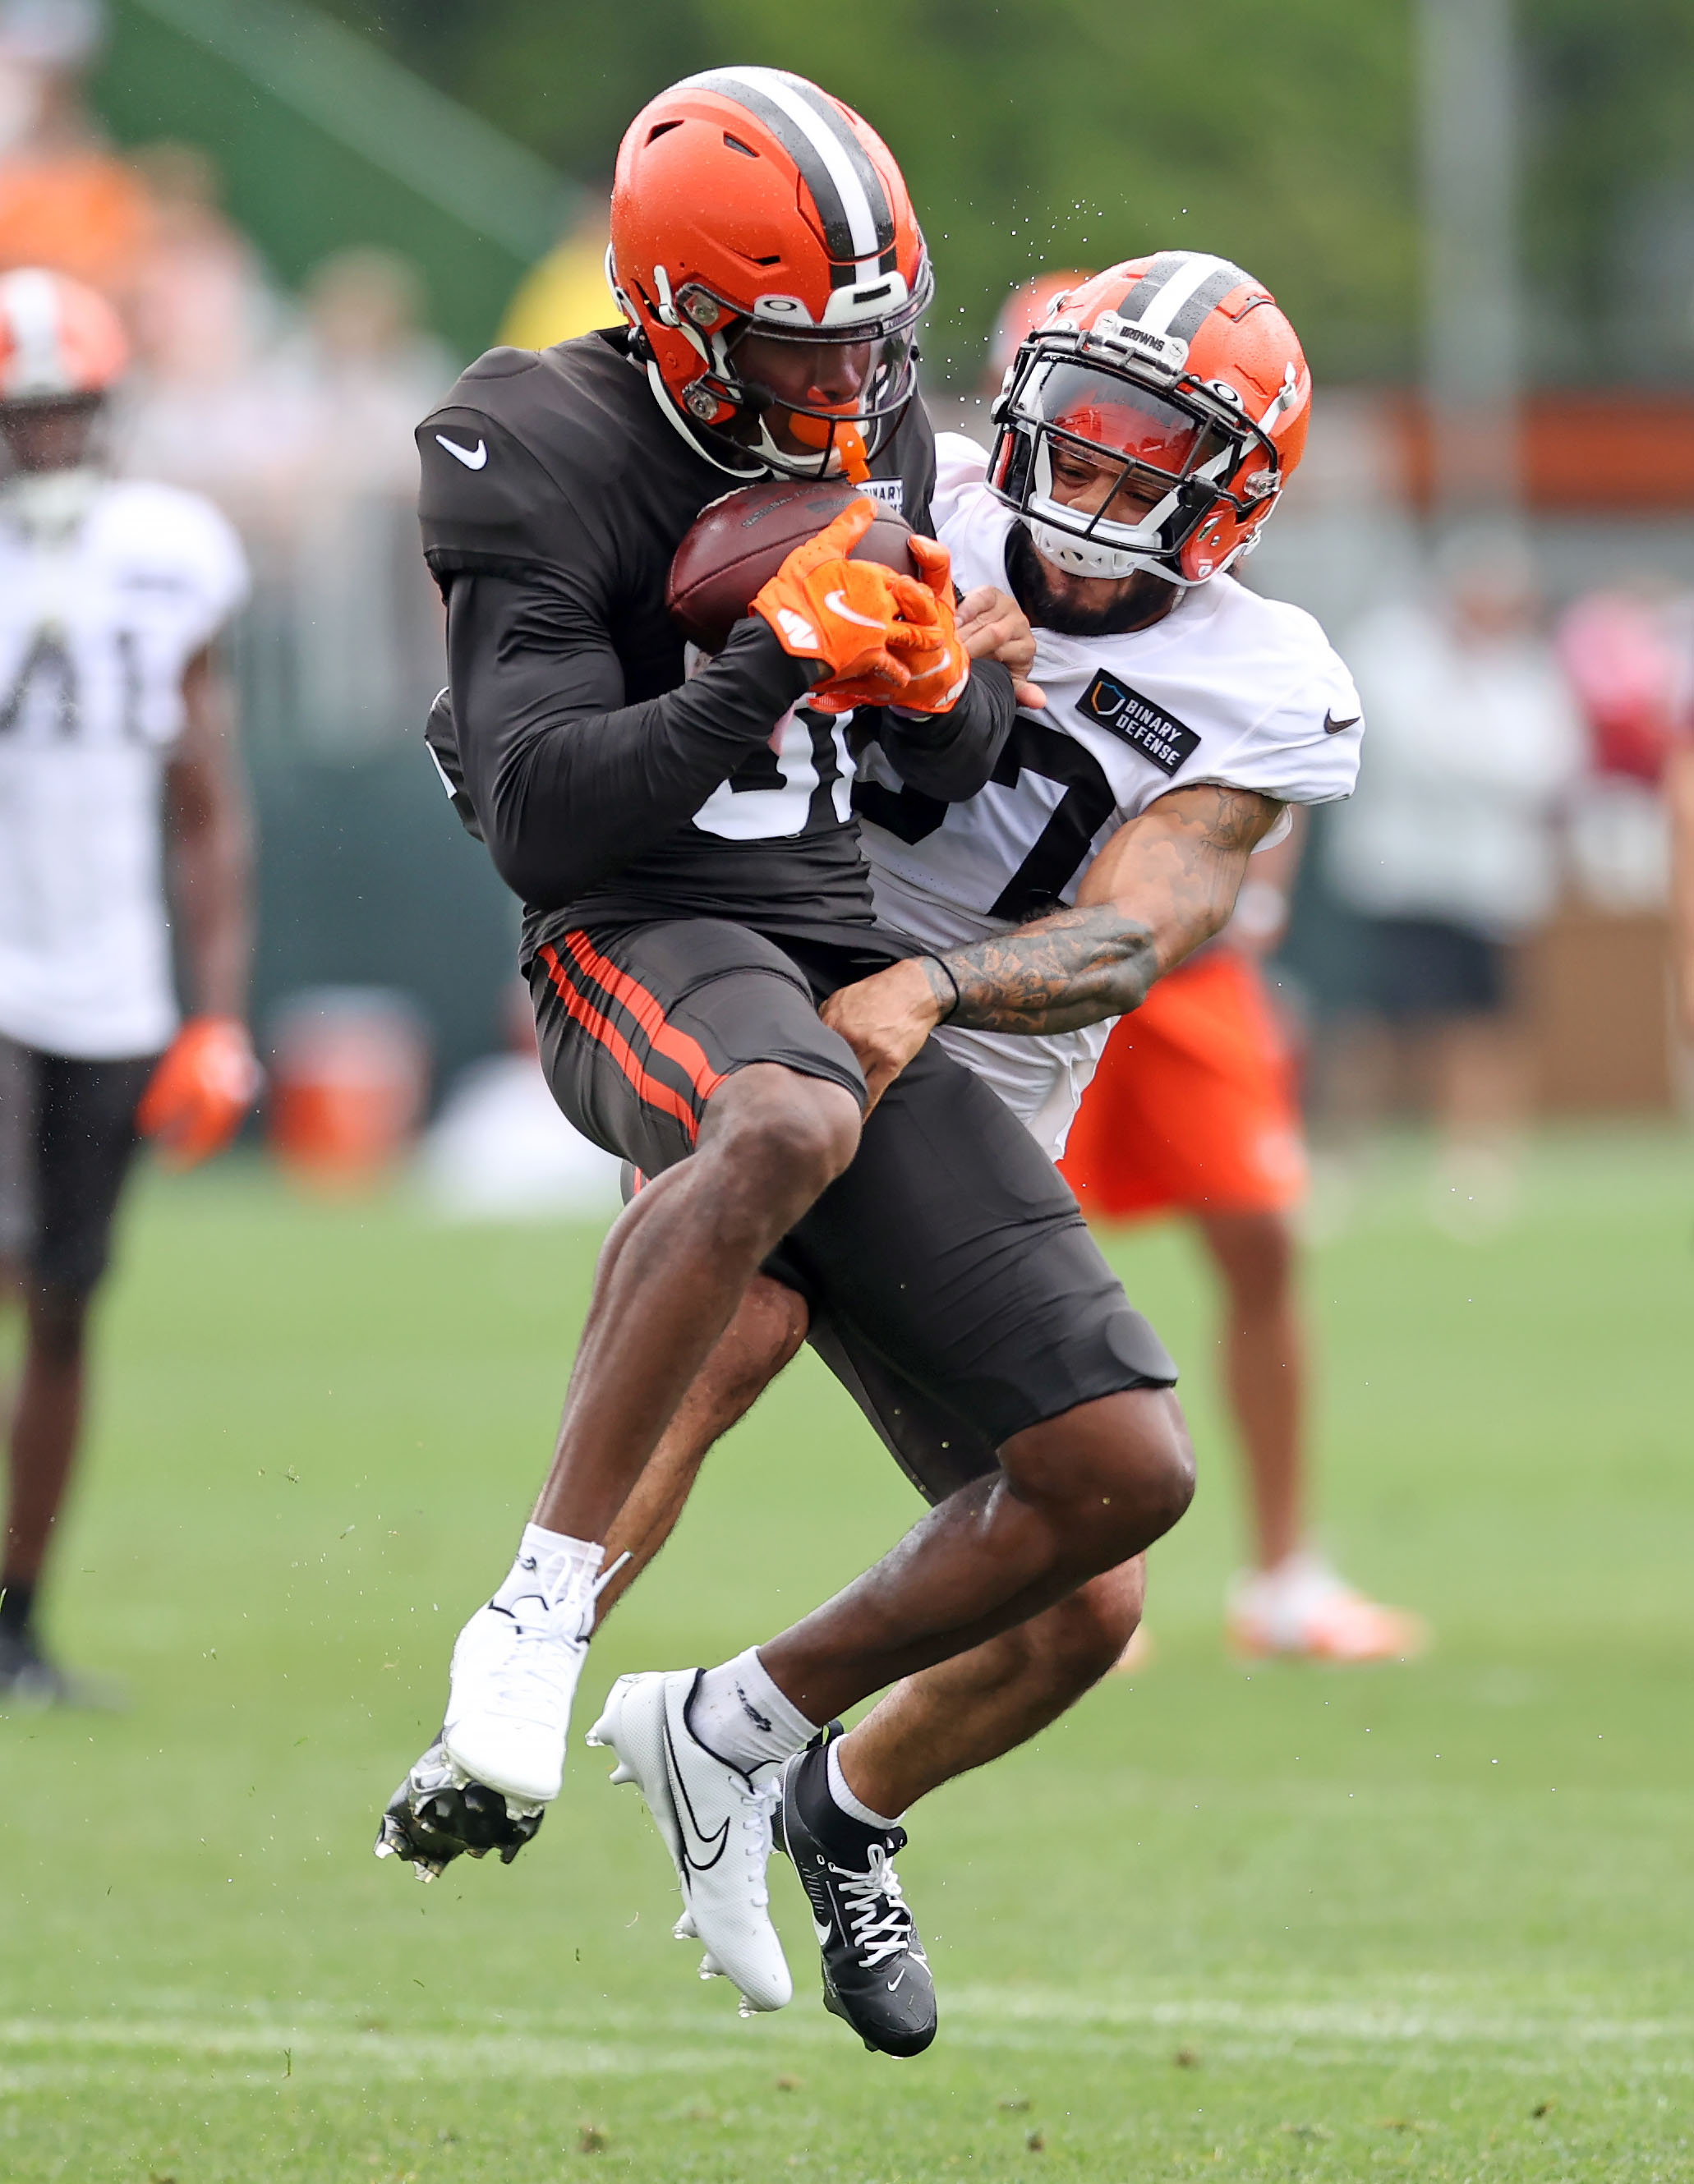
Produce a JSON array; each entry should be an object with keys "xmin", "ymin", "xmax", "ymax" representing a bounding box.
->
[
  {"xmin": 691, "ymin": 705, "xmax": 854, "ymax": 842},
  {"xmin": 853, "ymin": 716, "xmax": 1118, "ymax": 921}
]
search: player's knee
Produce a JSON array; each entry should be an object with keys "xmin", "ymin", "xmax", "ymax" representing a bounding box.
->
[
  {"xmin": 730, "ymin": 1079, "xmax": 860, "ymax": 1203},
  {"xmin": 1116, "ymin": 1395, "xmax": 1196, "ymax": 1545},
  {"xmin": 1206, "ymin": 1207, "xmax": 1296, "ymax": 1300},
  {"xmin": 1075, "ymin": 1400, "xmax": 1195, "ymax": 1566},
  {"xmin": 1042, "ymin": 1567, "xmax": 1144, "ymax": 1690}
]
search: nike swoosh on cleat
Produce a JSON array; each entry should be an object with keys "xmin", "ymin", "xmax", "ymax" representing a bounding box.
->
[
  {"xmin": 886, "ymin": 1969, "xmax": 905, "ymax": 1990},
  {"xmin": 1323, "ymin": 711, "xmax": 1360, "ymax": 734},
  {"xmin": 661, "ymin": 1712, "xmax": 730, "ymax": 1870},
  {"xmin": 435, "ymin": 433, "xmax": 488, "ymax": 470},
  {"xmin": 812, "ymin": 1916, "xmax": 832, "ymax": 1945}
]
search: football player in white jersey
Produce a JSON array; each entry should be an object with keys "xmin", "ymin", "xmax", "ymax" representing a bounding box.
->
[
  {"xmin": 0, "ymin": 269, "xmax": 260, "ymax": 1704},
  {"xmin": 417, "ymin": 253, "xmax": 1365, "ymax": 2058},
  {"xmin": 866, "ymin": 275, "xmax": 1425, "ymax": 1667}
]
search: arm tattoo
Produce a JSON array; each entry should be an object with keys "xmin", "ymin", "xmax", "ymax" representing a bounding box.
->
[
  {"xmin": 921, "ymin": 907, "xmax": 1159, "ymax": 1036},
  {"xmin": 914, "ymin": 784, "xmax": 1285, "ymax": 1037}
]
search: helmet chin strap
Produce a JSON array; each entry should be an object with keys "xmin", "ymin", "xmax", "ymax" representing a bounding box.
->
[{"xmin": 1026, "ymin": 516, "xmax": 1233, "ymax": 592}]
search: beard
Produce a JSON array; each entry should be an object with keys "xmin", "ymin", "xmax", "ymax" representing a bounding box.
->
[{"xmin": 1005, "ymin": 522, "xmax": 1179, "ymax": 639}]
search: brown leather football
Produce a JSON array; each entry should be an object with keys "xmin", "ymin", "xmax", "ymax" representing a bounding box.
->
[{"xmin": 667, "ymin": 479, "xmax": 918, "ymax": 652}]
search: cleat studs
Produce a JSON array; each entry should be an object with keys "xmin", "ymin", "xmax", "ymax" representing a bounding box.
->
[
  {"xmin": 608, "ymin": 1761, "xmax": 634, "ymax": 1786},
  {"xmin": 672, "ymin": 1911, "xmax": 698, "ymax": 1941}
]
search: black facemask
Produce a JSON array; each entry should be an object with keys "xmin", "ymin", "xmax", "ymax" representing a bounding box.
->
[{"xmin": 1005, "ymin": 522, "xmax": 1179, "ymax": 640}]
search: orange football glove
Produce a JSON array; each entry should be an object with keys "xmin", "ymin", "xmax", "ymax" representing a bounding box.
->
[
  {"xmin": 137, "ymin": 1015, "xmax": 262, "ymax": 1169},
  {"xmin": 750, "ymin": 498, "xmax": 929, "ymax": 701},
  {"xmin": 809, "ymin": 531, "xmax": 969, "ymax": 715},
  {"xmin": 882, "ymin": 533, "xmax": 969, "ymax": 714}
]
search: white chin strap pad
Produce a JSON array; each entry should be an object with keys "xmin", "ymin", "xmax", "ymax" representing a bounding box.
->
[
  {"xmin": 1025, "ymin": 517, "xmax": 1222, "ymax": 591},
  {"xmin": 1026, "ymin": 518, "xmax": 1146, "ymax": 582}
]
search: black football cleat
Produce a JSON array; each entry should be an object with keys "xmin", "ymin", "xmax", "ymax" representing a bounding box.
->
[
  {"xmin": 778, "ymin": 1730, "xmax": 937, "ymax": 2058},
  {"xmin": 375, "ymin": 1740, "xmax": 544, "ymax": 1881}
]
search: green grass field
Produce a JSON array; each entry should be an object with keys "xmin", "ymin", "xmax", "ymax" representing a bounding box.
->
[{"xmin": 2, "ymin": 1131, "xmax": 1692, "ymax": 2182}]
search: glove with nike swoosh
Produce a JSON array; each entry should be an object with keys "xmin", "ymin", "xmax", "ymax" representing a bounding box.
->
[
  {"xmin": 807, "ymin": 531, "xmax": 969, "ymax": 716},
  {"xmin": 750, "ymin": 499, "xmax": 928, "ymax": 703}
]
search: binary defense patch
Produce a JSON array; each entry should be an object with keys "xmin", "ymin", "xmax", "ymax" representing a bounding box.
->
[{"xmin": 1076, "ymin": 669, "xmax": 1200, "ymax": 777}]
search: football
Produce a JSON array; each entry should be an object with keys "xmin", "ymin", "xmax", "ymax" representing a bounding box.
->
[{"xmin": 667, "ymin": 478, "xmax": 918, "ymax": 652}]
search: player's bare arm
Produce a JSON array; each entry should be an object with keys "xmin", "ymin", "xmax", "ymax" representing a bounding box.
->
[
  {"xmin": 164, "ymin": 646, "xmax": 253, "ymax": 1020},
  {"xmin": 137, "ymin": 646, "xmax": 263, "ymax": 1170},
  {"xmin": 822, "ymin": 781, "xmax": 1285, "ymax": 1102}
]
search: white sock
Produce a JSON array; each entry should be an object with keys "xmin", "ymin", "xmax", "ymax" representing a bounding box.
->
[
  {"xmin": 686, "ymin": 1647, "xmax": 817, "ymax": 1774},
  {"xmin": 826, "ymin": 1736, "xmax": 902, "ymax": 1830},
  {"xmin": 490, "ymin": 1524, "xmax": 604, "ymax": 1639}
]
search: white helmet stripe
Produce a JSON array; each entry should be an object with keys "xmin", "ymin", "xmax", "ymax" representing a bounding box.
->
[
  {"xmin": 1130, "ymin": 253, "xmax": 1236, "ymax": 338},
  {"xmin": 0, "ymin": 269, "xmax": 69, "ymax": 399},
  {"xmin": 702, "ymin": 67, "xmax": 884, "ymax": 263}
]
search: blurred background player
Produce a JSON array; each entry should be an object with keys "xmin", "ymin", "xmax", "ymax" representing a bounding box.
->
[
  {"xmin": 1325, "ymin": 534, "xmax": 1586, "ymax": 1233},
  {"xmin": 0, "ymin": 0, "xmax": 150, "ymax": 304},
  {"xmin": 0, "ymin": 267, "xmax": 258, "ymax": 1703},
  {"xmin": 974, "ymin": 274, "xmax": 1425, "ymax": 1665},
  {"xmin": 1061, "ymin": 825, "xmax": 1426, "ymax": 1662}
]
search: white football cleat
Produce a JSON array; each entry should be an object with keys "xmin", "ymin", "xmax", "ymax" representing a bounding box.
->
[
  {"xmin": 437, "ymin": 1591, "xmax": 592, "ymax": 1805},
  {"xmin": 587, "ymin": 1669, "xmax": 792, "ymax": 2016},
  {"xmin": 1227, "ymin": 1552, "xmax": 1429, "ymax": 1664}
]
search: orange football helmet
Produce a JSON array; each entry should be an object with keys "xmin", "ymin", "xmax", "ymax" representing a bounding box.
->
[
  {"xmin": 609, "ymin": 67, "xmax": 932, "ymax": 478},
  {"xmin": 0, "ymin": 267, "xmax": 129, "ymax": 407},
  {"xmin": 987, "ymin": 253, "xmax": 1310, "ymax": 586}
]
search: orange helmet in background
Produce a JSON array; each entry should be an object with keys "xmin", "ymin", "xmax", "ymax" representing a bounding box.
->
[
  {"xmin": 986, "ymin": 270, "xmax": 1093, "ymax": 385},
  {"xmin": 609, "ymin": 67, "xmax": 932, "ymax": 477},
  {"xmin": 0, "ymin": 266, "xmax": 129, "ymax": 407},
  {"xmin": 988, "ymin": 251, "xmax": 1310, "ymax": 586}
]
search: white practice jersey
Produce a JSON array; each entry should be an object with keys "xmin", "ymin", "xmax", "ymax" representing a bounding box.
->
[
  {"xmin": 0, "ymin": 476, "xmax": 249, "ymax": 1059},
  {"xmin": 856, "ymin": 435, "xmax": 1364, "ymax": 1159}
]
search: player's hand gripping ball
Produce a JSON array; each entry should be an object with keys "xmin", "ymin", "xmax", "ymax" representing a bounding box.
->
[
  {"xmin": 749, "ymin": 498, "xmax": 936, "ymax": 705},
  {"xmin": 817, "ymin": 531, "xmax": 969, "ymax": 715},
  {"xmin": 136, "ymin": 1015, "xmax": 262, "ymax": 1169}
]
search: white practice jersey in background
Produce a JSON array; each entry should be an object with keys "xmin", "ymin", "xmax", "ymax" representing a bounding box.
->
[
  {"xmin": 0, "ymin": 476, "xmax": 249, "ymax": 1059},
  {"xmin": 856, "ymin": 435, "xmax": 1364, "ymax": 1158}
]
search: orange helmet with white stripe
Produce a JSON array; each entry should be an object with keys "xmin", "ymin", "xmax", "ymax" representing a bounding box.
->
[
  {"xmin": 0, "ymin": 267, "xmax": 129, "ymax": 407},
  {"xmin": 988, "ymin": 252, "xmax": 1310, "ymax": 586},
  {"xmin": 609, "ymin": 67, "xmax": 931, "ymax": 479}
]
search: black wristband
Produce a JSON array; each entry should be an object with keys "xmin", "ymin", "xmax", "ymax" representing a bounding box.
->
[{"xmin": 922, "ymin": 953, "xmax": 961, "ymax": 1023}]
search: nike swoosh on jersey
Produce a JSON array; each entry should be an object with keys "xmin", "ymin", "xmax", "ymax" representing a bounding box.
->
[
  {"xmin": 1323, "ymin": 711, "xmax": 1360, "ymax": 734},
  {"xmin": 824, "ymin": 589, "xmax": 886, "ymax": 630},
  {"xmin": 435, "ymin": 434, "xmax": 488, "ymax": 470},
  {"xmin": 661, "ymin": 1713, "xmax": 730, "ymax": 1870}
]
